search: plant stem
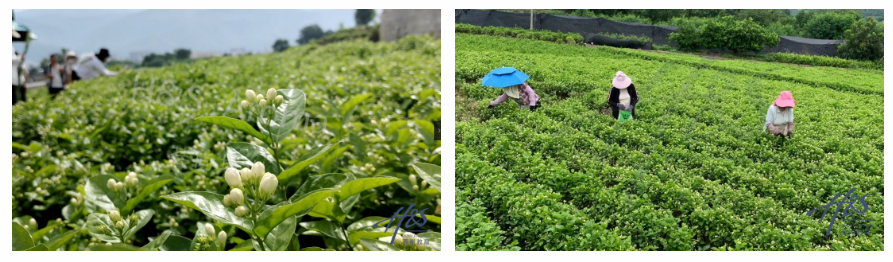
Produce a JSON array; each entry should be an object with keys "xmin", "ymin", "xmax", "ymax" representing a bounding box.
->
[{"xmin": 338, "ymin": 221, "xmax": 355, "ymax": 251}]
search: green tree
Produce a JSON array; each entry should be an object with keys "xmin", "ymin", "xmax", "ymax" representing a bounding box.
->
[
  {"xmin": 355, "ymin": 9, "xmax": 376, "ymax": 26},
  {"xmin": 697, "ymin": 16, "xmax": 779, "ymax": 54},
  {"xmin": 297, "ymin": 24, "xmax": 325, "ymax": 45},
  {"xmin": 735, "ymin": 9, "xmax": 788, "ymax": 26},
  {"xmin": 805, "ymin": 11, "xmax": 860, "ymax": 39},
  {"xmin": 272, "ymin": 39, "xmax": 290, "ymax": 52},
  {"xmin": 642, "ymin": 9, "xmax": 683, "ymax": 24},
  {"xmin": 838, "ymin": 17, "xmax": 884, "ymax": 61},
  {"xmin": 669, "ymin": 20, "xmax": 701, "ymax": 52},
  {"xmin": 174, "ymin": 48, "xmax": 191, "ymax": 60}
]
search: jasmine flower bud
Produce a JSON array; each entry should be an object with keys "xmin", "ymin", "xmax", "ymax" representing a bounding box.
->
[
  {"xmin": 259, "ymin": 173, "xmax": 278, "ymax": 197},
  {"xmin": 28, "ymin": 218, "xmax": 37, "ymax": 229},
  {"xmin": 109, "ymin": 210, "xmax": 121, "ymax": 222},
  {"xmin": 229, "ymin": 188, "xmax": 244, "ymax": 206},
  {"xmin": 266, "ymin": 88, "xmax": 277, "ymax": 101},
  {"xmin": 251, "ymin": 162, "xmax": 265, "ymax": 182},
  {"xmin": 259, "ymin": 99, "xmax": 268, "ymax": 108},
  {"xmin": 246, "ymin": 90, "xmax": 256, "ymax": 102},
  {"xmin": 125, "ymin": 172, "xmax": 139, "ymax": 187},
  {"xmin": 234, "ymin": 206, "xmax": 248, "ymax": 217},
  {"xmin": 393, "ymin": 233, "xmax": 404, "ymax": 246},
  {"xmin": 107, "ymin": 179, "xmax": 117, "ymax": 191},
  {"xmin": 71, "ymin": 198, "xmax": 78, "ymax": 205},
  {"xmin": 217, "ymin": 231, "xmax": 227, "ymax": 248},
  {"xmin": 409, "ymin": 175, "xmax": 417, "ymax": 186},
  {"xmin": 205, "ymin": 224, "xmax": 216, "ymax": 239},
  {"xmin": 239, "ymin": 168, "xmax": 251, "ymax": 183},
  {"xmin": 275, "ymin": 95, "xmax": 284, "ymax": 105},
  {"xmin": 116, "ymin": 182, "xmax": 125, "ymax": 191},
  {"xmin": 240, "ymin": 100, "xmax": 249, "ymax": 109},
  {"xmin": 224, "ymin": 168, "xmax": 242, "ymax": 188},
  {"xmin": 115, "ymin": 221, "xmax": 125, "ymax": 229},
  {"xmin": 256, "ymin": 95, "xmax": 264, "ymax": 103},
  {"xmin": 223, "ymin": 194, "xmax": 232, "ymax": 207}
]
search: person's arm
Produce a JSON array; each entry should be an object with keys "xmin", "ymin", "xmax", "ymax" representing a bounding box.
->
[
  {"xmin": 490, "ymin": 93, "xmax": 509, "ymax": 106},
  {"xmin": 764, "ymin": 106, "xmax": 774, "ymax": 132},
  {"xmin": 91, "ymin": 59, "xmax": 118, "ymax": 77},
  {"xmin": 606, "ymin": 88, "xmax": 618, "ymax": 106},
  {"xmin": 523, "ymin": 83, "xmax": 539, "ymax": 106},
  {"xmin": 629, "ymin": 84, "xmax": 639, "ymax": 105}
]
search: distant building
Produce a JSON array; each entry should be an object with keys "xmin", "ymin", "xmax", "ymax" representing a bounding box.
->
[
  {"xmin": 190, "ymin": 51, "xmax": 221, "ymax": 59},
  {"xmin": 130, "ymin": 51, "xmax": 151, "ymax": 63},
  {"xmin": 380, "ymin": 9, "xmax": 441, "ymax": 41}
]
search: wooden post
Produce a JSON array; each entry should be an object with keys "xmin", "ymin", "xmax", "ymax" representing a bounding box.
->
[{"xmin": 530, "ymin": 10, "xmax": 534, "ymax": 30}]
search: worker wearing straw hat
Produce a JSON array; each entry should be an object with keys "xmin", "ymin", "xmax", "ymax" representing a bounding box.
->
[
  {"xmin": 764, "ymin": 91, "xmax": 796, "ymax": 139},
  {"xmin": 607, "ymin": 71, "xmax": 639, "ymax": 120}
]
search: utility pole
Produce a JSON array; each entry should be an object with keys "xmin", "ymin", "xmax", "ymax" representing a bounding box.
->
[{"xmin": 530, "ymin": 9, "xmax": 534, "ymax": 30}]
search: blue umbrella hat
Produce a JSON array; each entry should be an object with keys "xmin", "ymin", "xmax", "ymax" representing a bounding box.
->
[{"xmin": 482, "ymin": 67, "xmax": 529, "ymax": 88}]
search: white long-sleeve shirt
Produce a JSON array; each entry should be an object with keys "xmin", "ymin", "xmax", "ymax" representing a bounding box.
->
[
  {"xmin": 764, "ymin": 105, "xmax": 794, "ymax": 131},
  {"xmin": 12, "ymin": 45, "xmax": 23, "ymax": 86},
  {"xmin": 73, "ymin": 55, "xmax": 117, "ymax": 80}
]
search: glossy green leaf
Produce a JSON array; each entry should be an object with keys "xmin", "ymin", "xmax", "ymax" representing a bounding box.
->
[
  {"xmin": 85, "ymin": 213, "xmax": 120, "ymax": 243},
  {"xmin": 341, "ymin": 93, "xmax": 372, "ymax": 116},
  {"xmin": 264, "ymin": 215, "xmax": 298, "ymax": 251},
  {"xmin": 30, "ymin": 221, "xmax": 60, "ymax": 241},
  {"xmin": 359, "ymin": 238, "xmax": 401, "ymax": 251},
  {"xmin": 190, "ymin": 222, "xmax": 218, "ymax": 251},
  {"xmin": 349, "ymin": 133, "xmax": 366, "ymax": 161},
  {"xmin": 88, "ymin": 243, "xmax": 141, "ymax": 251},
  {"xmin": 299, "ymin": 220, "xmax": 346, "ymax": 241},
  {"xmin": 277, "ymin": 144, "xmax": 333, "ymax": 181},
  {"xmin": 415, "ymin": 120, "xmax": 436, "ymax": 146},
  {"xmin": 258, "ymin": 89, "xmax": 306, "ymax": 143},
  {"xmin": 254, "ymin": 188, "xmax": 336, "ymax": 237},
  {"xmin": 123, "ymin": 175, "xmax": 173, "ymax": 214},
  {"xmin": 84, "ymin": 175, "xmax": 127, "ymax": 213},
  {"xmin": 45, "ymin": 230, "xmax": 78, "ymax": 250},
  {"xmin": 159, "ymin": 235, "xmax": 192, "ymax": 251},
  {"xmin": 416, "ymin": 213, "xmax": 441, "ymax": 224},
  {"xmin": 291, "ymin": 173, "xmax": 354, "ymax": 202},
  {"xmin": 161, "ymin": 192, "xmax": 254, "ymax": 232},
  {"xmin": 412, "ymin": 163, "xmax": 441, "ymax": 192},
  {"xmin": 229, "ymin": 240, "xmax": 254, "ymax": 251},
  {"xmin": 337, "ymin": 177, "xmax": 402, "ymax": 199},
  {"xmin": 12, "ymin": 222, "xmax": 34, "ymax": 251},
  {"xmin": 196, "ymin": 116, "xmax": 271, "ymax": 144},
  {"xmin": 287, "ymin": 233, "xmax": 301, "ymax": 251},
  {"xmin": 308, "ymin": 196, "xmax": 346, "ymax": 223},
  {"xmin": 346, "ymin": 216, "xmax": 399, "ymax": 246},
  {"xmin": 226, "ymin": 142, "xmax": 280, "ymax": 175},
  {"xmin": 122, "ymin": 209, "xmax": 155, "ymax": 241},
  {"xmin": 24, "ymin": 244, "xmax": 49, "ymax": 251},
  {"xmin": 141, "ymin": 230, "xmax": 172, "ymax": 251}
]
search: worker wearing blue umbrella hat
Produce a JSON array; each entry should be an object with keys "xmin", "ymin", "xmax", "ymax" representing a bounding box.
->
[{"xmin": 484, "ymin": 67, "xmax": 540, "ymax": 111}]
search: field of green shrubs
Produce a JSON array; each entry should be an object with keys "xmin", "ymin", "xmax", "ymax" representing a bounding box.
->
[
  {"xmin": 455, "ymin": 33, "xmax": 883, "ymax": 251},
  {"xmin": 12, "ymin": 36, "xmax": 442, "ymax": 251}
]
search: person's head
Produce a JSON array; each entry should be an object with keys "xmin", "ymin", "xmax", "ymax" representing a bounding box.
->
[
  {"xmin": 96, "ymin": 48, "xmax": 111, "ymax": 63},
  {"xmin": 774, "ymin": 91, "xmax": 795, "ymax": 110},
  {"xmin": 65, "ymin": 51, "xmax": 78, "ymax": 63},
  {"xmin": 503, "ymin": 85, "xmax": 521, "ymax": 99},
  {"xmin": 50, "ymin": 54, "xmax": 58, "ymax": 64},
  {"xmin": 612, "ymin": 71, "xmax": 632, "ymax": 89}
]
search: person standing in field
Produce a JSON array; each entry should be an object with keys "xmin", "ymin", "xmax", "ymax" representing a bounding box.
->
[
  {"xmin": 12, "ymin": 43, "xmax": 27, "ymax": 105},
  {"xmin": 764, "ymin": 91, "xmax": 795, "ymax": 139},
  {"xmin": 45, "ymin": 54, "xmax": 65, "ymax": 98},
  {"xmin": 72, "ymin": 48, "xmax": 118, "ymax": 81},
  {"xmin": 606, "ymin": 71, "xmax": 639, "ymax": 120},
  {"xmin": 63, "ymin": 51, "xmax": 77, "ymax": 86}
]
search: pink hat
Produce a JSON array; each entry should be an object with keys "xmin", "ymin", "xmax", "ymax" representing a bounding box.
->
[
  {"xmin": 774, "ymin": 91, "xmax": 795, "ymax": 108},
  {"xmin": 612, "ymin": 71, "xmax": 632, "ymax": 89}
]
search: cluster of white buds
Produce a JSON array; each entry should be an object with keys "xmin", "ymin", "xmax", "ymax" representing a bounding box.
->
[
  {"xmin": 242, "ymin": 88, "xmax": 284, "ymax": 111},
  {"xmin": 70, "ymin": 194, "xmax": 85, "ymax": 206},
  {"xmin": 394, "ymin": 232, "xmax": 428, "ymax": 251},
  {"xmin": 125, "ymin": 172, "xmax": 139, "ymax": 188},
  {"xmin": 222, "ymin": 162, "xmax": 278, "ymax": 218},
  {"xmin": 360, "ymin": 163, "xmax": 376, "ymax": 173},
  {"xmin": 409, "ymin": 174, "xmax": 419, "ymax": 192},
  {"xmin": 107, "ymin": 178, "xmax": 125, "ymax": 192}
]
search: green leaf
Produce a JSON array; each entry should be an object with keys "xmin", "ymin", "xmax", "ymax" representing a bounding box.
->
[
  {"xmin": 190, "ymin": 222, "xmax": 218, "ymax": 251},
  {"xmin": 123, "ymin": 175, "xmax": 173, "ymax": 214},
  {"xmin": 341, "ymin": 93, "xmax": 372, "ymax": 116},
  {"xmin": 88, "ymin": 243, "xmax": 141, "ymax": 251},
  {"xmin": 229, "ymin": 240, "xmax": 254, "ymax": 251},
  {"xmin": 277, "ymin": 144, "xmax": 333, "ymax": 181},
  {"xmin": 12, "ymin": 222, "xmax": 34, "ymax": 251},
  {"xmin": 301, "ymin": 247, "xmax": 326, "ymax": 251},
  {"xmin": 226, "ymin": 142, "xmax": 280, "ymax": 175},
  {"xmin": 122, "ymin": 209, "xmax": 155, "ymax": 241},
  {"xmin": 349, "ymin": 133, "xmax": 366, "ymax": 161},
  {"xmin": 288, "ymin": 233, "xmax": 301, "ymax": 251},
  {"xmin": 254, "ymin": 188, "xmax": 337, "ymax": 237},
  {"xmin": 45, "ymin": 230, "xmax": 78, "ymax": 250},
  {"xmin": 160, "ymin": 192, "xmax": 254, "ymax": 232},
  {"xmin": 85, "ymin": 213, "xmax": 120, "ymax": 243},
  {"xmin": 264, "ymin": 215, "xmax": 298, "ymax": 251},
  {"xmin": 140, "ymin": 230, "xmax": 172, "ymax": 251},
  {"xmin": 196, "ymin": 116, "xmax": 271, "ymax": 144},
  {"xmin": 359, "ymin": 238, "xmax": 401, "ymax": 251},
  {"xmin": 24, "ymin": 244, "xmax": 49, "ymax": 251},
  {"xmin": 412, "ymin": 163, "xmax": 441, "ymax": 192},
  {"xmin": 30, "ymin": 221, "xmax": 60, "ymax": 241},
  {"xmin": 417, "ymin": 213, "xmax": 441, "ymax": 224},
  {"xmin": 415, "ymin": 120, "xmax": 436, "ymax": 146},
  {"xmin": 417, "ymin": 232, "xmax": 441, "ymax": 251},
  {"xmin": 159, "ymin": 235, "xmax": 192, "ymax": 251},
  {"xmin": 84, "ymin": 175, "xmax": 127, "ymax": 213},
  {"xmin": 346, "ymin": 216, "xmax": 399, "ymax": 246},
  {"xmin": 308, "ymin": 196, "xmax": 347, "ymax": 223},
  {"xmin": 258, "ymin": 88, "xmax": 306, "ymax": 143},
  {"xmin": 299, "ymin": 220, "xmax": 346, "ymax": 241},
  {"xmin": 337, "ymin": 177, "xmax": 402, "ymax": 199},
  {"xmin": 291, "ymin": 173, "xmax": 355, "ymax": 202}
]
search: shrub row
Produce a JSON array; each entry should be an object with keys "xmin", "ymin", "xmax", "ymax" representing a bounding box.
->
[{"xmin": 456, "ymin": 23, "xmax": 583, "ymax": 45}]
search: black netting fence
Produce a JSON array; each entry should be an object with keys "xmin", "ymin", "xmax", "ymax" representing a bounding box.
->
[{"xmin": 456, "ymin": 9, "xmax": 844, "ymax": 56}]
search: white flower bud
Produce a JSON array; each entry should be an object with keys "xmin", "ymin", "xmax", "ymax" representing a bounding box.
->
[
  {"xmin": 416, "ymin": 238, "xmax": 428, "ymax": 251},
  {"xmin": 229, "ymin": 188, "xmax": 244, "ymax": 206},
  {"xmin": 28, "ymin": 218, "xmax": 37, "ymax": 229},
  {"xmin": 246, "ymin": 90, "xmax": 256, "ymax": 102},
  {"xmin": 107, "ymin": 179, "xmax": 117, "ymax": 191},
  {"xmin": 239, "ymin": 168, "xmax": 251, "ymax": 183},
  {"xmin": 259, "ymin": 99, "xmax": 268, "ymax": 108},
  {"xmin": 259, "ymin": 173, "xmax": 278, "ymax": 197},
  {"xmin": 421, "ymin": 180, "xmax": 428, "ymax": 189},
  {"xmin": 234, "ymin": 206, "xmax": 248, "ymax": 217},
  {"xmin": 217, "ymin": 231, "xmax": 227, "ymax": 248},
  {"xmin": 409, "ymin": 175, "xmax": 418, "ymax": 186},
  {"xmin": 205, "ymin": 224, "xmax": 216, "ymax": 239},
  {"xmin": 256, "ymin": 95, "xmax": 264, "ymax": 103},
  {"xmin": 393, "ymin": 233, "xmax": 404, "ymax": 246},
  {"xmin": 223, "ymin": 194, "xmax": 232, "ymax": 207},
  {"xmin": 251, "ymin": 162, "xmax": 265, "ymax": 182},
  {"xmin": 266, "ymin": 88, "xmax": 277, "ymax": 101},
  {"xmin": 275, "ymin": 95, "xmax": 284, "ymax": 105},
  {"xmin": 115, "ymin": 221, "xmax": 125, "ymax": 229},
  {"xmin": 71, "ymin": 198, "xmax": 78, "ymax": 205},
  {"xmin": 240, "ymin": 100, "xmax": 249, "ymax": 109},
  {"xmin": 109, "ymin": 210, "xmax": 121, "ymax": 222},
  {"xmin": 126, "ymin": 173, "xmax": 139, "ymax": 187},
  {"xmin": 116, "ymin": 182, "xmax": 125, "ymax": 191},
  {"xmin": 224, "ymin": 168, "xmax": 242, "ymax": 188},
  {"xmin": 413, "ymin": 185, "xmax": 419, "ymax": 192}
]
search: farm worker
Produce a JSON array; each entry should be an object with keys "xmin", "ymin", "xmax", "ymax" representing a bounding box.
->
[
  {"xmin": 764, "ymin": 91, "xmax": 795, "ymax": 138},
  {"xmin": 488, "ymin": 82, "xmax": 540, "ymax": 111},
  {"xmin": 482, "ymin": 67, "xmax": 540, "ymax": 111},
  {"xmin": 13, "ymin": 43, "xmax": 25, "ymax": 105},
  {"xmin": 45, "ymin": 54, "xmax": 65, "ymax": 99},
  {"xmin": 63, "ymin": 50, "xmax": 77, "ymax": 86},
  {"xmin": 72, "ymin": 48, "xmax": 118, "ymax": 81},
  {"xmin": 606, "ymin": 71, "xmax": 639, "ymax": 119}
]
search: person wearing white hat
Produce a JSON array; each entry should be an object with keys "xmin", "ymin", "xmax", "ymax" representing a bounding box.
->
[
  {"xmin": 63, "ymin": 50, "xmax": 78, "ymax": 86},
  {"xmin": 606, "ymin": 71, "xmax": 639, "ymax": 120}
]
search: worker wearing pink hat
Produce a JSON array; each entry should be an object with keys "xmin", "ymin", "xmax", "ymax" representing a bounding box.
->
[
  {"xmin": 764, "ymin": 91, "xmax": 796, "ymax": 138},
  {"xmin": 607, "ymin": 71, "xmax": 639, "ymax": 120}
]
